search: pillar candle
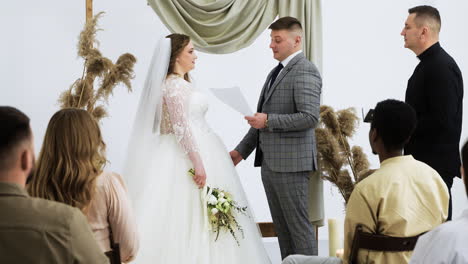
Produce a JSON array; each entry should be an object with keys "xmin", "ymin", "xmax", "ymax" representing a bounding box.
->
[{"xmin": 328, "ymin": 218, "xmax": 340, "ymax": 257}]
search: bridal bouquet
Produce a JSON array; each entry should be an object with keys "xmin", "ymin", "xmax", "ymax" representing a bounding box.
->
[{"xmin": 188, "ymin": 168, "xmax": 248, "ymax": 245}]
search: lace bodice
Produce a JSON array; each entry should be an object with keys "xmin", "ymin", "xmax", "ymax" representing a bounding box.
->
[{"xmin": 160, "ymin": 75, "xmax": 210, "ymax": 154}]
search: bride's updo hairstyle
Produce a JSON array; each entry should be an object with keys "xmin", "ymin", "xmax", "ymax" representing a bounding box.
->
[
  {"xmin": 28, "ymin": 108, "xmax": 106, "ymax": 212},
  {"xmin": 166, "ymin": 33, "xmax": 191, "ymax": 82}
]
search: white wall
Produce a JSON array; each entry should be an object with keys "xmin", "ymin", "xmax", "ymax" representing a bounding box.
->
[{"xmin": 1, "ymin": 0, "xmax": 467, "ymax": 241}]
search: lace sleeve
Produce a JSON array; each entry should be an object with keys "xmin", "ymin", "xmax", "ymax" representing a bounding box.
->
[{"xmin": 163, "ymin": 78, "xmax": 199, "ymax": 154}]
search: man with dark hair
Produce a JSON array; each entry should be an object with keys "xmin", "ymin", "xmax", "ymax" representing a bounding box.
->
[
  {"xmin": 401, "ymin": 5, "xmax": 464, "ymax": 220},
  {"xmin": 268, "ymin": 16, "xmax": 303, "ymax": 32},
  {"xmin": 283, "ymin": 99, "xmax": 448, "ymax": 264},
  {"xmin": 410, "ymin": 140, "xmax": 468, "ymax": 263},
  {"xmin": 0, "ymin": 106, "xmax": 33, "ymax": 176},
  {"xmin": 230, "ymin": 16, "xmax": 322, "ymax": 258},
  {"xmin": 0, "ymin": 106, "xmax": 108, "ymax": 263}
]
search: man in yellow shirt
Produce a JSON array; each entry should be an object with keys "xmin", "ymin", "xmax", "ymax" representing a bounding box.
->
[
  {"xmin": 283, "ymin": 99, "xmax": 449, "ymax": 264},
  {"xmin": 0, "ymin": 106, "xmax": 108, "ymax": 263}
]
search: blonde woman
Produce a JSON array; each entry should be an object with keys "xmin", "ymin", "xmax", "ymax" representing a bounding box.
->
[{"xmin": 28, "ymin": 108, "xmax": 139, "ymax": 263}]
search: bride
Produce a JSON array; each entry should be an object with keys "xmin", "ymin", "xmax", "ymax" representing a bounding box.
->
[{"xmin": 124, "ymin": 33, "xmax": 271, "ymax": 263}]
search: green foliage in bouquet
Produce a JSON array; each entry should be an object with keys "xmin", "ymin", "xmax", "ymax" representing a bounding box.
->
[
  {"xmin": 58, "ymin": 12, "xmax": 137, "ymax": 121},
  {"xmin": 316, "ymin": 106, "xmax": 374, "ymax": 203},
  {"xmin": 188, "ymin": 168, "xmax": 248, "ymax": 245}
]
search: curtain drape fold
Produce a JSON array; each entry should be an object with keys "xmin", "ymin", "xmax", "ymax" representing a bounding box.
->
[{"xmin": 149, "ymin": 0, "xmax": 278, "ymax": 54}]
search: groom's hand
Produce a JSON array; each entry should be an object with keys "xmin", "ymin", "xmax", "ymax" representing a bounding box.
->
[
  {"xmin": 229, "ymin": 150, "xmax": 243, "ymax": 166},
  {"xmin": 245, "ymin": 113, "xmax": 267, "ymax": 129}
]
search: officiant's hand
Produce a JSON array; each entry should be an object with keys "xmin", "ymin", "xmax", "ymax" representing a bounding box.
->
[
  {"xmin": 245, "ymin": 113, "xmax": 267, "ymax": 129},
  {"xmin": 229, "ymin": 150, "xmax": 243, "ymax": 166}
]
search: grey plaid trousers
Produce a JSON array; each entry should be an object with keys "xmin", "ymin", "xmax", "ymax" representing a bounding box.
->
[{"xmin": 262, "ymin": 160, "xmax": 317, "ymax": 259}]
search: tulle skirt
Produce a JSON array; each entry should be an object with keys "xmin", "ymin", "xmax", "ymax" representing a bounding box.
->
[{"xmin": 133, "ymin": 130, "xmax": 271, "ymax": 264}]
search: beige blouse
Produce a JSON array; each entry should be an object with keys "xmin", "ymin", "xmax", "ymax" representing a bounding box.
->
[{"xmin": 86, "ymin": 171, "xmax": 139, "ymax": 263}]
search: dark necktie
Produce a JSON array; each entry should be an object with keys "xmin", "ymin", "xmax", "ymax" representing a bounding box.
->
[
  {"xmin": 259, "ymin": 63, "xmax": 284, "ymax": 112},
  {"xmin": 269, "ymin": 62, "xmax": 284, "ymax": 89}
]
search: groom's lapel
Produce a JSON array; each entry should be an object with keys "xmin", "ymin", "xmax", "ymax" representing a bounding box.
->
[
  {"xmin": 262, "ymin": 53, "xmax": 305, "ymax": 106},
  {"xmin": 257, "ymin": 70, "xmax": 274, "ymax": 112}
]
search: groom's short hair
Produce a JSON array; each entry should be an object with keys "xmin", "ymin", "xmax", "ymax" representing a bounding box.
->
[{"xmin": 269, "ymin": 16, "xmax": 302, "ymax": 33}]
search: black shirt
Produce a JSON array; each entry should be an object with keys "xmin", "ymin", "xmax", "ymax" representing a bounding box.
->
[{"xmin": 405, "ymin": 42, "xmax": 464, "ymax": 178}]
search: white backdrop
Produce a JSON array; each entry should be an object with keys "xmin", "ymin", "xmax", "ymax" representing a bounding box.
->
[{"xmin": 1, "ymin": 0, "xmax": 467, "ymax": 240}]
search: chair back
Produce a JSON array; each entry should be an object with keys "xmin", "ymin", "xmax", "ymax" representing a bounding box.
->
[
  {"xmin": 105, "ymin": 243, "xmax": 121, "ymax": 264},
  {"xmin": 349, "ymin": 224, "xmax": 425, "ymax": 264},
  {"xmin": 105, "ymin": 218, "xmax": 121, "ymax": 264}
]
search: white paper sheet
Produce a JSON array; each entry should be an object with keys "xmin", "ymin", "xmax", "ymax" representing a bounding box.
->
[{"xmin": 209, "ymin": 86, "xmax": 253, "ymax": 116}]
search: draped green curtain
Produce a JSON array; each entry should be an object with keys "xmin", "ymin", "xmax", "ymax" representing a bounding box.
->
[
  {"xmin": 149, "ymin": 0, "xmax": 278, "ymax": 54},
  {"xmin": 148, "ymin": 0, "xmax": 324, "ymax": 226},
  {"xmin": 148, "ymin": 0, "xmax": 322, "ymax": 70}
]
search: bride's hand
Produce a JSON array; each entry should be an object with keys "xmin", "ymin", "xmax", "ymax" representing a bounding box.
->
[
  {"xmin": 229, "ymin": 150, "xmax": 243, "ymax": 166},
  {"xmin": 193, "ymin": 166, "xmax": 207, "ymax": 188}
]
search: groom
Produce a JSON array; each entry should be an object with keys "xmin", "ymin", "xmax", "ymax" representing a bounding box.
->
[{"xmin": 230, "ymin": 16, "xmax": 322, "ymax": 259}]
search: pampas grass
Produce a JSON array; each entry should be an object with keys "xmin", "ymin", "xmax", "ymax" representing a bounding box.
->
[
  {"xmin": 59, "ymin": 12, "xmax": 137, "ymax": 121},
  {"xmin": 351, "ymin": 146, "xmax": 370, "ymax": 181},
  {"xmin": 316, "ymin": 106, "xmax": 371, "ymax": 203}
]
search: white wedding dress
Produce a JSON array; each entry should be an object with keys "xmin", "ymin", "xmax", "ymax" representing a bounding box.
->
[{"xmin": 132, "ymin": 74, "xmax": 271, "ymax": 263}]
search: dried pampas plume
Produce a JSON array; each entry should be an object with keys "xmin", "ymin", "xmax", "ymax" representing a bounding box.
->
[
  {"xmin": 351, "ymin": 146, "xmax": 370, "ymax": 181},
  {"xmin": 316, "ymin": 105, "xmax": 372, "ymax": 203},
  {"xmin": 59, "ymin": 12, "xmax": 137, "ymax": 121}
]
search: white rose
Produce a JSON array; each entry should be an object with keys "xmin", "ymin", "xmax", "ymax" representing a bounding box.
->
[
  {"xmin": 208, "ymin": 195, "xmax": 218, "ymax": 205},
  {"xmin": 218, "ymin": 198, "xmax": 226, "ymax": 203},
  {"xmin": 218, "ymin": 192, "xmax": 225, "ymax": 198},
  {"xmin": 211, "ymin": 208, "xmax": 219, "ymax": 215}
]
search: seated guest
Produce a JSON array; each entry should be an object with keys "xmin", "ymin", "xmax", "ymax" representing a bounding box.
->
[
  {"xmin": 0, "ymin": 106, "xmax": 107, "ymax": 263},
  {"xmin": 410, "ymin": 140, "xmax": 468, "ymax": 263},
  {"xmin": 28, "ymin": 108, "xmax": 139, "ymax": 262},
  {"xmin": 283, "ymin": 99, "xmax": 449, "ymax": 264}
]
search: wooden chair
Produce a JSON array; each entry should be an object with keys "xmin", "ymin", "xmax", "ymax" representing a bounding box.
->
[
  {"xmin": 348, "ymin": 224, "xmax": 425, "ymax": 264},
  {"xmin": 104, "ymin": 223, "xmax": 121, "ymax": 264},
  {"xmin": 258, "ymin": 222, "xmax": 319, "ymax": 241},
  {"xmin": 105, "ymin": 246, "xmax": 121, "ymax": 264}
]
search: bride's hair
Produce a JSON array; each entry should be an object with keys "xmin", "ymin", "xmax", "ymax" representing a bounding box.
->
[
  {"xmin": 166, "ymin": 33, "xmax": 191, "ymax": 82},
  {"xmin": 28, "ymin": 108, "xmax": 106, "ymax": 212}
]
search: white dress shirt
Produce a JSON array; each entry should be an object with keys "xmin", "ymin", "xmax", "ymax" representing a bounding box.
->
[
  {"xmin": 269, "ymin": 50, "xmax": 302, "ymax": 87},
  {"xmin": 281, "ymin": 49, "xmax": 303, "ymax": 68},
  {"xmin": 410, "ymin": 208, "xmax": 468, "ymax": 264}
]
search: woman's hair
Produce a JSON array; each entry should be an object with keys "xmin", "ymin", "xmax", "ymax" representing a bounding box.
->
[
  {"xmin": 166, "ymin": 33, "xmax": 191, "ymax": 82},
  {"xmin": 28, "ymin": 108, "xmax": 106, "ymax": 211}
]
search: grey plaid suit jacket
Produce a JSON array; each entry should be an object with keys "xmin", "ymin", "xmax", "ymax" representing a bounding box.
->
[{"xmin": 235, "ymin": 52, "xmax": 322, "ymax": 172}]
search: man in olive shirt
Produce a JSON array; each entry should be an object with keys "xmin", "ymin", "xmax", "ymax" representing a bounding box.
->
[
  {"xmin": 401, "ymin": 5, "xmax": 464, "ymax": 220},
  {"xmin": 0, "ymin": 106, "xmax": 108, "ymax": 263}
]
